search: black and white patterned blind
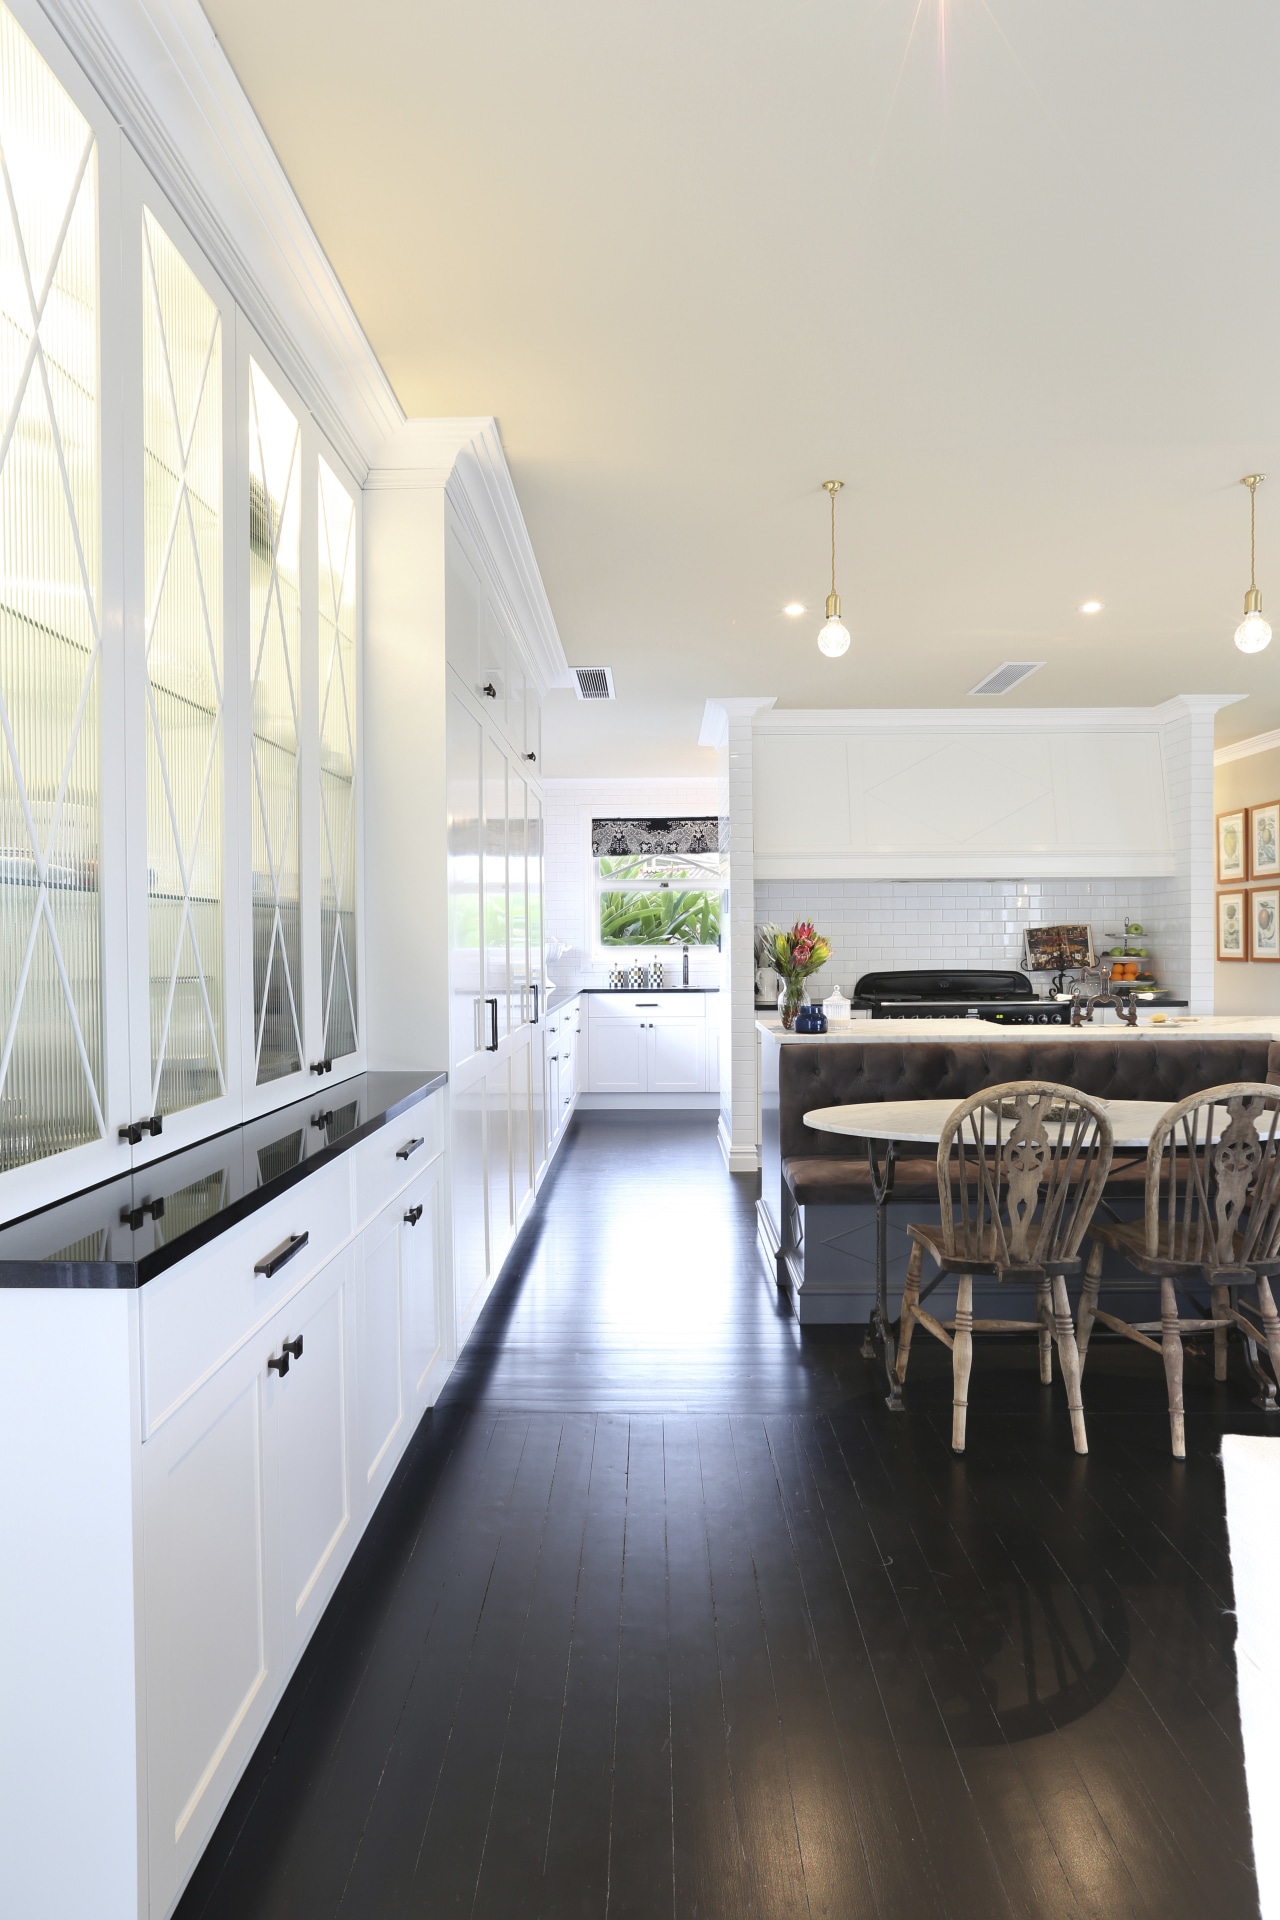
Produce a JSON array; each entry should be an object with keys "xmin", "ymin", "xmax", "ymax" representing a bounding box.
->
[{"xmin": 591, "ymin": 817, "xmax": 722, "ymax": 857}]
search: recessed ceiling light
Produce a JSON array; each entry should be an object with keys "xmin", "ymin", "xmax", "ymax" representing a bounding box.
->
[
  {"xmin": 1079, "ymin": 600, "xmax": 1103, "ymax": 614},
  {"xmin": 783, "ymin": 602, "xmax": 806, "ymax": 617}
]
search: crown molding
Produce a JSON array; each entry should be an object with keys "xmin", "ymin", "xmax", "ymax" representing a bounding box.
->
[
  {"xmin": 368, "ymin": 417, "xmax": 568, "ymax": 699},
  {"xmin": 1215, "ymin": 727, "xmax": 1280, "ymax": 766},
  {"xmin": 752, "ymin": 697, "xmax": 1245, "ymax": 735},
  {"xmin": 37, "ymin": 0, "xmax": 403, "ymax": 480},
  {"xmin": 698, "ymin": 697, "xmax": 777, "ymax": 749}
]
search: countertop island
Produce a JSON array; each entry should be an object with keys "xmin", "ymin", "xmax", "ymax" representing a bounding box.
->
[{"xmin": 757, "ymin": 1012, "xmax": 1280, "ymax": 1042}]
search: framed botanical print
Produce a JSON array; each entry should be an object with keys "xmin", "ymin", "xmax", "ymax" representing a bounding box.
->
[
  {"xmin": 1217, "ymin": 808, "xmax": 1248, "ymax": 884},
  {"xmin": 1218, "ymin": 890, "xmax": 1248, "ymax": 961},
  {"xmin": 1252, "ymin": 888, "xmax": 1280, "ymax": 961},
  {"xmin": 1252, "ymin": 801, "xmax": 1280, "ymax": 879}
]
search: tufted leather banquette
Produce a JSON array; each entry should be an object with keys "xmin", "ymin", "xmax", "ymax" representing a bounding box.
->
[{"xmin": 781, "ymin": 1037, "xmax": 1280, "ymax": 1207}]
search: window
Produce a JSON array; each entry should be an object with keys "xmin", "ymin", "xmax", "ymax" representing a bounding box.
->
[
  {"xmin": 248, "ymin": 359, "xmax": 302, "ymax": 1083},
  {"xmin": 596, "ymin": 852, "xmax": 722, "ymax": 948},
  {"xmin": 317, "ymin": 457, "xmax": 357, "ymax": 1059},
  {"xmin": 142, "ymin": 208, "xmax": 224, "ymax": 1116},
  {"xmin": 0, "ymin": 3, "xmax": 103, "ymax": 1169}
]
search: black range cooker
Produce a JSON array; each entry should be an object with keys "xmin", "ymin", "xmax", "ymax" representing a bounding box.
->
[{"xmin": 851, "ymin": 968, "xmax": 1072, "ymax": 1026}]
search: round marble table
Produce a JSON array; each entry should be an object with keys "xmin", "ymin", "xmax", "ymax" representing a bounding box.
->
[{"xmin": 801, "ymin": 1096, "xmax": 1179, "ymax": 1409}]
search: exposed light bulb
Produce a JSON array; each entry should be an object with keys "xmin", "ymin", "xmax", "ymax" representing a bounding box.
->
[
  {"xmin": 1236, "ymin": 607, "xmax": 1272, "ymax": 653},
  {"xmin": 818, "ymin": 614, "xmax": 851, "ymax": 657}
]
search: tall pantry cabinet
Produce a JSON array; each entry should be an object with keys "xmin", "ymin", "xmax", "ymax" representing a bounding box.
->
[{"xmin": 445, "ymin": 522, "xmax": 548, "ymax": 1343}]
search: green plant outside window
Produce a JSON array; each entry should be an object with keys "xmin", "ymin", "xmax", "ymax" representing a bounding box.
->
[{"xmin": 596, "ymin": 853, "xmax": 722, "ymax": 947}]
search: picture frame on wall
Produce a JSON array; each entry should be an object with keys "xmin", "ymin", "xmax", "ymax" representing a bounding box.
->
[
  {"xmin": 1218, "ymin": 890, "xmax": 1248, "ymax": 961},
  {"xmin": 1217, "ymin": 808, "xmax": 1249, "ymax": 884},
  {"xmin": 1252, "ymin": 888, "xmax": 1280, "ymax": 962},
  {"xmin": 1252, "ymin": 801, "xmax": 1280, "ymax": 879}
]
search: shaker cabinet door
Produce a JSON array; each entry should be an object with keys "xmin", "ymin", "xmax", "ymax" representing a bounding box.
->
[
  {"xmin": 585, "ymin": 1017, "xmax": 645, "ymax": 1093},
  {"xmin": 401, "ymin": 1165, "xmax": 445, "ymax": 1408},
  {"xmin": 142, "ymin": 1335, "xmax": 275, "ymax": 1919},
  {"xmin": 350, "ymin": 1208, "xmax": 405, "ymax": 1511},
  {"xmin": 485, "ymin": 1056, "xmax": 514, "ymax": 1282},
  {"xmin": 648, "ymin": 1018, "xmax": 707, "ymax": 1093},
  {"xmin": 273, "ymin": 1249, "xmax": 353, "ymax": 1668},
  {"xmin": 447, "ymin": 691, "xmax": 485, "ymax": 1073}
]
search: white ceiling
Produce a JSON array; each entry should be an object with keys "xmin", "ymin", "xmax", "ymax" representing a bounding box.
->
[{"xmin": 202, "ymin": 0, "xmax": 1280, "ymax": 775}]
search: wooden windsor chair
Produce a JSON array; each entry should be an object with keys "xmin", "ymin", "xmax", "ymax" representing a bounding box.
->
[
  {"xmin": 1079, "ymin": 1084, "xmax": 1280, "ymax": 1459},
  {"xmin": 896, "ymin": 1082, "xmax": 1114, "ymax": 1456}
]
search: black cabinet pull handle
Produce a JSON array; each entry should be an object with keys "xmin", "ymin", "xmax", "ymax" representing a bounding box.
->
[
  {"xmin": 118, "ymin": 1113, "xmax": 163, "ymax": 1145},
  {"xmin": 486, "ymin": 997, "xmax": 499, "ymax": 1051},
  {"xmin": 396, "ymin": 1136, "xmax": 424, "ymax": 1161},
  {"xmin": 282, "ymin": 1334, "xmax": 303, "ymax": 1361},
  {"xmin": 531, "ymin": 982, "xmax": 540, "ymax": 1024},
  {"xmin": 254, "ymin": 1231, "xmax": 309, "ymax": 1278},
  {"xmin": 523, "ymin": 750, "xmax": 536, "ymax": 761},
  {"xmin": 267, "ymin": 1350, "xmax": 290, "ymax": 1377},
  {"xmin": 309, "ymin": 1058, "xmax": 333, "ymax": 1076},
  {"xmin": 404, "ymin": 1204, "xmax": 424, "ymax": 1227},
  {"xmin": 311, "ymin": 1110, "xmax": 332, "ymax": 1130},
  {"xmin": 482, "ymin": 681, "xmax": 497, "ymax": 698}
]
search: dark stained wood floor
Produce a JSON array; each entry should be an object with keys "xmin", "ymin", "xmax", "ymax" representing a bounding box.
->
[{"xmin": 176, "ymin": 1113, "xmax": 1263, "ymax": 1920}]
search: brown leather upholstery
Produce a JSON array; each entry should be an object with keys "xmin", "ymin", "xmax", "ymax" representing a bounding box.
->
[
  {"xmin": 783, "ymin": 1154, "xmax": 939, "ymax": 1206},
  {"xmin": 780, "ymin": 1038, "xmax": 1275, "ymax": 1205}
]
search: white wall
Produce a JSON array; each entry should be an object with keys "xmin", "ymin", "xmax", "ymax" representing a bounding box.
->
[
  {"xmin": 754, "ymin": 876, "xmax": 1177, "ymax": 999},
  {"xmin": 543, "ymin": 777, "xmax": 721, "ymax": 998}
]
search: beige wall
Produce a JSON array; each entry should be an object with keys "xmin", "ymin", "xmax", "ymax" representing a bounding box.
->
[{"xmin": 1215, "ymin": 746, "xmax": 1280, "ymax": 1012}]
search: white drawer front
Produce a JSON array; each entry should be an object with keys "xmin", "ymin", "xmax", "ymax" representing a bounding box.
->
[
  {"xmin": 351, "ymin": 1094, "xmax": 444, "ymax": 1229},
  {"xmin": 590, "ymin": 992, "xmax": 704, "ymax": 1022},
  {"xmin": 141, "ymin": 1165, "xmax": 353, "ymax": 1436}
]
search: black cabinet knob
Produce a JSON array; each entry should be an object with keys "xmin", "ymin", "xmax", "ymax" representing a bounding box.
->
[
  {"xmin": 282, "ymin": 1334, "xmax": 303, "ymax": 1361},
  {"xmin": 267, "ymin": 1350, "xmax": 290, "ymax": 1378},
  {"xmin": 404, "ymin": 1204, "xmax": 424, "ymax": 1227}
]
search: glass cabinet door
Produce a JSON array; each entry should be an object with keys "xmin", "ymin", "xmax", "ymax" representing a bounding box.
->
[
  {"xmin": 509, "ymin": 766, "xmax": 528, "ymax": 1030},
  {"xmin": 483, "ymin": 738, "xmax": 509, "ymax": 1046},
  {"xmin": 317, "ymin": 458, "xmax": 357, "ymax": 1063},
  {"xmin": 0, "ymin": 4, "xmax": 118, "ymax": 1191},
  {"xmin": 140, "ymin": 208, "xmax": 226, "ymax": 1119},
  {"xmin": 247, "ymin": 358, "xmax": 303, "ymax": 1085}
]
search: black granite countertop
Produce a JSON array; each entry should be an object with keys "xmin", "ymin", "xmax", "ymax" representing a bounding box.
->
[
  {"xmin": 578, "ymin": 986, "xmax": 719, "ymax": 994},
  {"xmin": 0, "ymin": 1068, "xmax": 447, "ymax": 1290}
]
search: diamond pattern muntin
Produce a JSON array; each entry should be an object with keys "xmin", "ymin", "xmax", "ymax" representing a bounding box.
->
[
  {"xmin": 249, "ymin": 361, "xmax": 302, "ymax": 1084},
  {"xmin": 318, "ymin": 457, "xmax": 356, "ymax": 1060},
  {"xmin": 143, "ymin": 209, "xmax": 225, "ymax": 1116},
  {"xmin": 0, "ymin": 6, "xmax": 104, "ymax": 1171}
]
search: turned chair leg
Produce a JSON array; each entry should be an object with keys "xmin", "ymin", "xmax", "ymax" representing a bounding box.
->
[
  {"xmin": 1036, "ymin": 1278, "xmax": 1053, "ymax": 1385},
  {"xmin": 895, "ymin": 1240, "xmax": 923, "ymax": 1386},
  {"xmin": 952, "ymin": 1276, "xmax": 974, "ymax": 1456},
  {"xmin": 1161, "ymin": 1276, "xmax": 1186, "ymax": 1460},
  {"xmin": 1052, "ymin": 1274, "xmax": 1088, "ymax": 1455},
  {"xmin": 1254, "ymin": 1275, "xmax": 1280, "ymax": 1391},
  {"xmin": 1212, "ymin": 1282, "xmax": 1230, "ymax": 1382},
  {"xmin": 1077, "ymin": 1240, "xmax": 1102, "ymax": 1368}
]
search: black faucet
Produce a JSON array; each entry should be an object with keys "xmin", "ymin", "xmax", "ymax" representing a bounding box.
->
[{"xmin": 682, "ymin": 943, "xmax": 689, "ymax": 987}]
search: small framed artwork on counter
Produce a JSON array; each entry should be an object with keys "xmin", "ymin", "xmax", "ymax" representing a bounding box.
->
[
  {"xmin": 1218, "ymin": 889, "xmax": 1248, "ymax": 961},
  {"xmin": 1252, "ymin": 888, "xmax": 1280, "ymax": 961},
  {"xmin": 1252, "ymin": 801, "xmax": 1280, "ymax": 879},
  {"xmin": 1217, "ymin": 808, "xmax": 1248, "ymax": 884}
]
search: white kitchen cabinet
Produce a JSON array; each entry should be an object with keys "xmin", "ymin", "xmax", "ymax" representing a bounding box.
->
[
  {"xmin": 350, "ymin": 1211, "xmax": 405, "ymax": 1510},
  {"xmin": 582, "ymin": 994, "xmax": 716, "ymax": 1095},
  {"xmin": 400, "ymin": 1164, "xmax": 445, "ymax": 1410},
  {"xmin": 0, "ymin": 13, "xmax": 368, "ymax": 1223},
  {"xmin": 274, "ymin": 1247, "xmax": 353, "ymax": 1666},
  {"xmin": 450, "ymin": 1070, "xmax": 489, "ymax": 1339},
  {"xmin": 143, "ymin": 1324, "xmax": 277, "ymax": 1920},
  {"xmin": 484, "ymin": 1054, "xmax": 515, "ymax": 1279}
]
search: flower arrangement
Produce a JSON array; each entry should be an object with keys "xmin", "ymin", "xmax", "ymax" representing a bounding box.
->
[{"xmin": 771, "ymin": 919, "xmax": 832, "ymax": 1028}]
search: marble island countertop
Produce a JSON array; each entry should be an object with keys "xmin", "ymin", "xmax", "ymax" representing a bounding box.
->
[
  {"xmin": 757, "ymin": 1013, "xmax": 1280, "ymax": 1042},
  {"xmin": 0, "ymin": 1067, "xmax": 447, "ymax": 1288}
]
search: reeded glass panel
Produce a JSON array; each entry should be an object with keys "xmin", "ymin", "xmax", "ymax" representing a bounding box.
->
[
  {"xmin": 142, "ymin": 209, "xmax": 223, "ymax": 1116},
  {"xmin": 317, "ymin": 457, "xmax": 356, "ymax": 1059},
  {"xmin": 248, "ymin": 359, "xmax": 301, "ymax": 1083},
  {"xmin": 0, "ymin": 6, "xmax": 103, "ymax": 1171}
]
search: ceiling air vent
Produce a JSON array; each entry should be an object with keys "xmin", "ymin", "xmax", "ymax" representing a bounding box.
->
[
  {"xmin": 572, "ymin": 666, "xmax": 615, "ymax": 700},
  {"xmin": 967, "ymin": 660, "xmax": 1046, "ymax": 697}
]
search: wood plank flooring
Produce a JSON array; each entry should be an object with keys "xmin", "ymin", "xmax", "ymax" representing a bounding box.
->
[{"xmin": 176, "ymin": 1112, "xmax": 1263, "ymax": 1920}]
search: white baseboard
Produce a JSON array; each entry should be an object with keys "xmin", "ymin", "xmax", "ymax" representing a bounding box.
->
[
  {"xmin": 577, "ymin": 1091, "xmax": 719, "ymax": 1111},
  {"xmin": 718, "ymin": 1114, "xmax": 760, "ymax": 1173}
]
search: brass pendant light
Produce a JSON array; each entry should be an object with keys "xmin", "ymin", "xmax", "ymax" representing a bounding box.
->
[
  {"xmin": 1235, "ymin": 474, "xmax": 1272, "ymax": 654},
  {"xmin": 817, "ymin": 480, "xmax": 851, "ymax": 657}
]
